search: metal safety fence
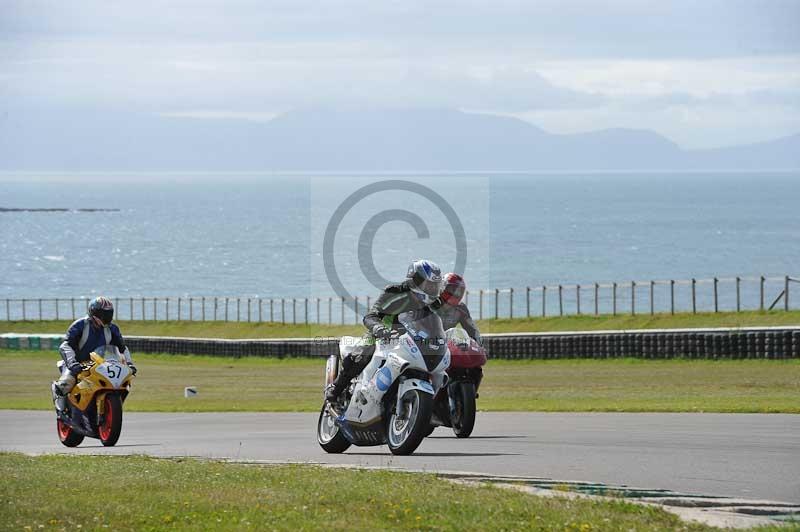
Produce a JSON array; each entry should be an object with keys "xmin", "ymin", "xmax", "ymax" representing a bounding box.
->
[
  {"xmin": 1, "ymin": 275, "xmax": 798, "ymax": 324},
  {"xmin": 2, "ymin": 327, "xmax": 798, "ymax": 359}
]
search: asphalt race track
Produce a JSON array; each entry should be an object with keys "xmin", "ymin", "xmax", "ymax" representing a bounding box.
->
[{"xmin": 3, "ymin": 411, "xmax": 798, "ymax": 503}]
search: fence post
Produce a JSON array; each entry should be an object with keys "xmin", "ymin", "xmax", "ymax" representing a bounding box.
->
[
  {"xmin": 612, "ymin": 283, "xmax": 617, "ymax": 316},
  {"xmin": 786, "ymin": 275, "xmax": 790, "ymax": 311},
  {"xmin": 594, "ymin": 283, "xmax": 599, "ymax": 315},
  {"xmin": 479, "ymin": 290, "xmax": 484, "ymax": 320},
  {"xmin": 247, "ymin": 298, "xmax": 251, "ymax": 322},
  {"xmin": 736, "ymin": 277, "xmax": 741, "ymax": 312},
  {"xmin": 237, "ymin": 298, "xmax": 241, "ymax": 322},
  {"xmin": 225, "ymin": 297, "xmax": 229, "ymax": 322},
  {"xmin": 631, "ymin": 281, "xmax": 635, "ymax": 315},
  {"xmin": 202, "ymin": 297, "xmax": 206, "ymax": 321},
  {"xmin": 38, "ymin": 298, "xmax": 42, "ymax": 321},
  {"xmin": 509, "ymin": 288, "xmax": 514, "ymax": 319},
  {"xmin": 281, "ymin": 298, "xmax": 285, "ymax": 324},
  {"xmin": 5, "ymin": 299, "xmax": 9, "ymax": 321},
  {"xmin": 760, "ymin": 275, "xmax": 765, "ymax": 310},
  {"xmin": 305, "ymin": 298, "xmax": 308, "ymax": 324},
  {"xmin": 494, "ymin": 288, "xmax": 499, "ymax": 319},
  {"xmin": 292, "ymin": 298, "xmax": 296, "ymax": 325},
  {"xmin": 670, "ymin": 280, "xmax": 675, "ymax": 315},
  {"xmin": 576, "ymin": 285, "xmax": 581, "ymax": 315},
  {"xmin": 22, "ymin": 299, "xmax": 26, "ymax": 321},
  {"xmin": 166, "ymin": 298, "xmax": 169, "ymax": 320},
  {"xmin": 558, "ymin": 285, "xmax": 563, "ymax": 316},
  {"xmin": 259, "ymin": 298, "xmax": 263, "ymax": 322},
  {"xmin": 649, "ymin": 281, "xmax": 654, "ymax": 315},
  {"xmin": 191, "ymin": 298, "xmax": 195, "ymax": 321},
  {"xmin": 713, "ymin": 277, "xmax": 719, "ymax": 313},
  {"xmin": 542, "ymin": 286, "xmax": 546, "ymax": 317},
  {"xmin": 214, "ymin": 298, "xmax": 219, "ymax": 321},
  {"xmin": 270, "ymin": 299, "xmax": 274, "ymax": 322},
  {"xmin": 526, "ymin": 286, "xmax": 530, "ymax": 317},
  {"xmin": 691, "ymin": 279, "xmax": 696, "ymax": 314},
  {"xmin": 178, "ymin": 298, "xmax": 182, "ymax": 320},
  {"xmin": 55, "ymin": 298, "xmax": 59, "ymax": 320}
]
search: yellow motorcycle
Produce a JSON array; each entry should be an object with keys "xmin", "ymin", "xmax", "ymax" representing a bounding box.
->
[{"xmin": 53, "ymin": 345, "xmax": 135, "ymax": 447}]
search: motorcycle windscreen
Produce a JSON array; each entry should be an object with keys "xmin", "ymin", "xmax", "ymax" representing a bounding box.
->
[
  {"xmin": 398, "ymin": 308, "xmax": 447, "ymax": 371},
  {"xmin": 93, "ymin": 344, "xmax": 122, "ymax": 362}
]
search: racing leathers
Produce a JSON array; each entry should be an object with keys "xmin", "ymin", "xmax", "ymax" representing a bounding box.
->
[
  {"xmin": 435, "ymin": 302, "xmax": 482, "ymax": 345},
  {"xmin": 326, "ymin": 281, "xmax": 431, "ymax": 402},
  {"xmin": 53, "ymin": 317, "xmax": 134, "ymax": 405}
]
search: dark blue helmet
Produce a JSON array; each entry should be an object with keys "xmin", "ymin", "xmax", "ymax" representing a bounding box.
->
[
  {"xmin": 88, "ymin": 296, "xmax": 114, "ymax": 326},
  {"xmin": 406, "ymin": 259, "xmax": 443, "ymax": 301}
]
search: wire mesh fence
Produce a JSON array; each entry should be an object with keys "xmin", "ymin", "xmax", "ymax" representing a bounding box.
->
[{"xmin": 2, "ymin": 275, "xmax": 798, "ymax": 323}]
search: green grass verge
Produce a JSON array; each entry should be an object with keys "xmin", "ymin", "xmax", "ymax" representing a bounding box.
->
[
  {"xmin": 3, "ymin": 349, "xmax": 798, "ymax": 413},
  {"xmin": 0, "ymin": 453, "xmax": 734, "ymax": 531},
  {"xmin": 1, "ymin": 309, "xmax": 799, "ymax": 339}
]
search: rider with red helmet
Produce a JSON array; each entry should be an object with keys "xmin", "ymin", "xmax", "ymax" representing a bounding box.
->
[{"xmin": 434, "ymin": 273, "xmax": 482, "ymax": 345}]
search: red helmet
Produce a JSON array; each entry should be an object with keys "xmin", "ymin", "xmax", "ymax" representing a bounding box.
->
[{"xmin": 441, "ymin": 273, "xmax": 466, "ymax": 306}]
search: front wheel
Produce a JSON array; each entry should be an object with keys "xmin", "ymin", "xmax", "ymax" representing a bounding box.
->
[
  {"xmin": 57, "ymin": 417, "xmax": 84, "ymax": 447},
  {"xmin": 451, "ymin": 382, "xmax": 477, "ymax": 438},
  {"xmin": 317, "ymin": 405, "xmax": 351, "ymax": 453},
  {"xmin": 387, "ymin": 389, "xmax": 433, "ymax": 455},
  {"xmin": 98, "ymin": 394, "xmax": 123, "ymax": 446}
]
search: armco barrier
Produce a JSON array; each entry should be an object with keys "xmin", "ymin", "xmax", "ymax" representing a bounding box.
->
[{"xmin": 2, "ymin": 327, "xmax": 799, "ymax": 359}]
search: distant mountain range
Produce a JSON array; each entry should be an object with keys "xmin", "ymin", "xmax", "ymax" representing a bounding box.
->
[{"xmin": 1, "ymin": 107, "xmax": 798, "ymax": 171}]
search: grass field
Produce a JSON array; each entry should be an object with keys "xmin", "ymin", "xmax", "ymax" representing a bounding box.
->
[
  {"xmin": 1, "ymin": 309, "xmax": 799, "ymax": 339},
  {"xmin": 3, "ymin": 349, "xmax": 798, "ymax": 413},
  {"xmin": 0, "ymin": 453, "xmax": 756, "ymax": 531}
]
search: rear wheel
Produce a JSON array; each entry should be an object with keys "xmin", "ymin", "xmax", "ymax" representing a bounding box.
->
[
  {"xmin": 98, "ymin": 394, "xmax": 123, "ymax": 447},
  {"xmin": 387, "ymin": 389, "xmax": 433, "ymax": 455},
  {"xmin": 57, "ymin": 417, "xmax": 84, "ymax": 447},
  {"xmin": 317, "ymin": 405, "xmax": 351, "ymax": 453},
  {"xmin": 451, "ymin": 382, "xmax": 476, "ymax": 438}
]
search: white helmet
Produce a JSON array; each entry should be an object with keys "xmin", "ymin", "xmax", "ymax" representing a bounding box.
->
[{"xmin": 406, "ymin": 259, "xmax": 443, "ymax": 302}]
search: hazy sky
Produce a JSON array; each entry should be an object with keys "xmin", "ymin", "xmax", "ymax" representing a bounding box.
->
[{"xmin": 2, "ymin": 0, "xmax": 799, "ymax": 149}]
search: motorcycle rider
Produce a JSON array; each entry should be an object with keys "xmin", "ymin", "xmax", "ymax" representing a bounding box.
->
[
  {"xmin": 52, "ymin": 297, "xmax": 136, "ymax": 410},
  {"xmin": 435, "ymin": 273, "xmax": 482, "ymax": 345},
  {"xmin": 325, "ymin": 259, "xmax": 444, "ymax": 403}
]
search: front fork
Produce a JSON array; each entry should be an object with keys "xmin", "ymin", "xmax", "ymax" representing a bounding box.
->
[{"xmin": 448, "ymin": 381, "xmax": 460, "ymax": 419}]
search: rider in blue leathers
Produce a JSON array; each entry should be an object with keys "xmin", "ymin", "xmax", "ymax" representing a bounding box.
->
[{"xmin": 52, "ymin": 297, "xmax": 136, "ymax": 409}]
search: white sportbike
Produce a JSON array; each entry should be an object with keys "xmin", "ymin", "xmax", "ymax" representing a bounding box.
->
[{"xmin": 317, "ymin": 309, "xmax": 450, "ymax": 455}]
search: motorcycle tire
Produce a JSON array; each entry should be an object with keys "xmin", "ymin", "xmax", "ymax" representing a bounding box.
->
[
  {"xmin": 57, "ymin": 417, "xmax": 84, "ymax": 447},
  {"xmin": 317, "ymin": 405, "xmax": 351, "ymax": 453},
  {"xmin": 451, "ymin": 382, "xmax": 477, "ymax": 438},
  {"xmin": 387, "ymin": 389, "xmax": 433, "ymax": 456},
  {"xmin": 98, "ymin": 394, "xmax": 123, "ymax": 447}
]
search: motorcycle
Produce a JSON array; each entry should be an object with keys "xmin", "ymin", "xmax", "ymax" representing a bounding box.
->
[
  {"xmin": 428, "ymin": 328, "xmax": 486, "ymax": 438},
  {"xmin": 51, "ymin": 345, "xmax": 135, "ymax": 447},
  {"xmin": 317, "ymin": 308, "xmax": 450, "ymax": 456}
]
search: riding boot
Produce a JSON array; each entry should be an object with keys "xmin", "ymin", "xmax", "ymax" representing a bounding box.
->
[
  {"xmin": 52, "ymin": 370, "xmax": 75, "ymax": 413},
  {"xmin": 325, "ymin": 357, "xmax": 359, "ymax": 402}
]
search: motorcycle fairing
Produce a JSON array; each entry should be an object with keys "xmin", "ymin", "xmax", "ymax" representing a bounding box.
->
[
  {"xmin": 342, "ymin": 334, "xmax": 432, "ymax": 425},
  {"xmin": 336, "ymin": 415, "xmax": 386, "ymax": 446}
]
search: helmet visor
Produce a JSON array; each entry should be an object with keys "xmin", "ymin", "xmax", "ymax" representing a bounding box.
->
[
  {"xmin": 417, "ymin": 278, "xmax": 443, "ymax": 298},
  {"xmin": 96, "ymin": 308, "xmax": 114, "ymax": 325}
]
